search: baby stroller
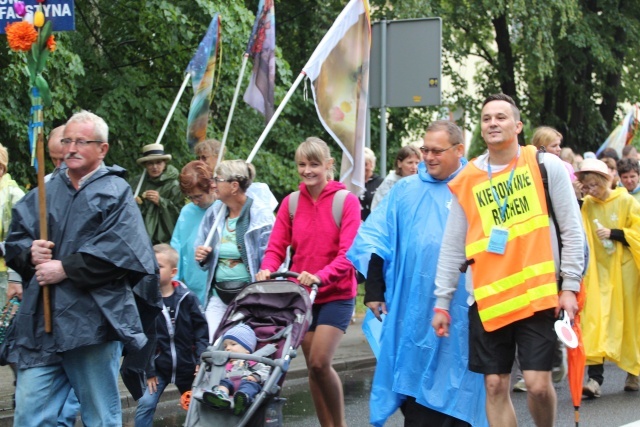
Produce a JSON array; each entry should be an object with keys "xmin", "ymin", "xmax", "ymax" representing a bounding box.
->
[{"xmin": 184, "ymin": 272, "xmax": 317, "ymax": 427}]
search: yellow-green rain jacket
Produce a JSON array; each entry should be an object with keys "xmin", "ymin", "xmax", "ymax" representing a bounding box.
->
[{"xmin": 581, "ymin": 187, "xmax": 640, "ymax": 374}]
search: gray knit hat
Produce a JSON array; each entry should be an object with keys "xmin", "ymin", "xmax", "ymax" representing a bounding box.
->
[{"xmin": 222, "ymin": 324, "xmax": 257, "ymax": 353}]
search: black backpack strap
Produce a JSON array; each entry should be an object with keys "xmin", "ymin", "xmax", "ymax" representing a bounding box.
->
[{"xmin": 537, "ymin": 148, "xmax": 563, "ymax": 289}]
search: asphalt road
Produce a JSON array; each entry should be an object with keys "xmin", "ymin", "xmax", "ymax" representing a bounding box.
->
[{"xmin": 121, "ymin": 362, "xmax": 640, "ymax": 426}]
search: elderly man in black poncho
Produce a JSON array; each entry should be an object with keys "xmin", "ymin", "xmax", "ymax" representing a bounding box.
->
[{"xmin": 4, "ymin": 110, "xmax": 161, "ymax": 427}]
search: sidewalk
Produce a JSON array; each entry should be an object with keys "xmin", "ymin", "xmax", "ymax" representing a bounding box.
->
[{"xmin": 0, "ymin": 316, "xmax": 375, "ymax": 426}]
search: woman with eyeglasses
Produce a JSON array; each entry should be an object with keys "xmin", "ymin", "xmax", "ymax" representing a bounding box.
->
[
  {"xmin": 575, "ymin": 158, "xmax": 640, "ymax": 397},
  {"xmin": 370, "ymin": 145, "xmax": 421, "ymax": 211},
  {"xmin": 168, "ymin": 161, "xmax": 218, "ymax": 305},
  {"xmin": 194, "ymin": 160, "xmax": 274, "ymax": 342},
  {"xmin": 193, "ymin": 139, "xmax": 221, "ymax": 173}
]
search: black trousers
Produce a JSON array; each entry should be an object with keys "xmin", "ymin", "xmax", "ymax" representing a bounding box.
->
[
  {"xmin": 588, "ymin": 363, "xmax": 605, "ymax": 385},
  {"xmin": 402, "ymin": 397, "xmax": 471, "ymax": 427}
]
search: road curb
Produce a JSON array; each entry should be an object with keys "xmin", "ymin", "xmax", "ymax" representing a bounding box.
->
[{"xmin": 0, "ymin": 356, "xmax": 377, "ymax": 425}]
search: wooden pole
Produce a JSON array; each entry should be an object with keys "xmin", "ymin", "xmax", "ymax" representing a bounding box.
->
[{"xmin": 35, "ymin": 127, "xmax": 51, "ymax": 333}]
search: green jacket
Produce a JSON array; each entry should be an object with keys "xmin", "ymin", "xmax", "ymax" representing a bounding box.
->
[{"xmin": 130, "ymin": 164, "xmax": 184, "ymax": 244}]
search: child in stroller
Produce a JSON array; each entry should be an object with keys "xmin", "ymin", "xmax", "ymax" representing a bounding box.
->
[
  {"xmin": 184, "ymin": 272, "xmax": 316, "ymax": 427},
  {"xmin": 202, "ymin": 324, "xmax": 271, "ymax": 415}
]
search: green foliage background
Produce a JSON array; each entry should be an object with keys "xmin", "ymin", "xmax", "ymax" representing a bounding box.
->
[{"xmin": 2, "ymin": 0, "xmax": 640, "ymax": 193}]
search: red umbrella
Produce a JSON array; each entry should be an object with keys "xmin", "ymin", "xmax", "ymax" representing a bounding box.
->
[{"xmin": 566, "ymin": 284, "xmax": 586, "ymax": 426}]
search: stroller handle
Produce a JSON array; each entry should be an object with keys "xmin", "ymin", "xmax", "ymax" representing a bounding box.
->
[
  {"xmin": 269, "ymin": 271, "xmax": 319, "ymax": 302},
  {"xmin": 269, "ymin": 271, "xmax": 300, "ymax": 280}
]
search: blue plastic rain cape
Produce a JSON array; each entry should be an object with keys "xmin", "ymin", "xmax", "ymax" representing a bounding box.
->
[
  {"xmin": 347, "ymin": 159, "xmax": 488, "ymax": 427},
  {"xmin": 171, "ymin": 202, "xmax": 210, "ymax": 305}
]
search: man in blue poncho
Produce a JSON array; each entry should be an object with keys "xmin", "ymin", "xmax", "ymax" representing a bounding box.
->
[
  {"xmin": 5, "ymin": 110, "xmax": 161, "ymax": 427},
  {"xmin": 347, "ymin": 121, "xmax": 488, "ymax": 427}
]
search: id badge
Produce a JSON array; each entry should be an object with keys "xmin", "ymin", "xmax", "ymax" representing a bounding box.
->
[{"xmin": 487, "ymin": 226, "xmax": 509, "ymax": 255}]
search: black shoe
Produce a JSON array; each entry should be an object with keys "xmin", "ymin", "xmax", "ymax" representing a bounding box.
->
[
  {"xmin": 202, "ymin": 388, "xmax": 232, "ymax": 410},
  {"xmin": 233, "ymin": 391, "xmax": 251, "ymax": 416}
]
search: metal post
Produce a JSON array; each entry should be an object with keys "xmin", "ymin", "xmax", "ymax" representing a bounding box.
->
[
  {"xmin": 366, "ymin": 104, "xmax": 371, "ymax": 149},
  {"xmin": 380, "ymin": 20, "xmax": 387, "ymax": 176}
]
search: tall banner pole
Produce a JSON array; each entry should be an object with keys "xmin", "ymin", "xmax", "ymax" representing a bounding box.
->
[
  {"xmin": 215, "ymin": 54, "xmax": 250, "ymax": 172},
  {"xmin": 133, "ymin": 170, "xmax": 146, "ymax": 199},
  {"xmin": 200, "ymin": 56, "xmax": 290, "ymax": 256},
  {"xmin": 203, "ymin": 71, "xmax": 304, "ymax": 250},
  {"xmin": 134, "ymin": 73, "xmax": 191, "ymax": 197},
  {"xmin": 199, "ymin": 205, "xmax": 227, "ymax": 266},
  {"xmin": 246, "ymin": 72, "xmax": 306, "ymax": 164},
  {"xmin": 156, "ymin": 73, "xmax": 191, "ymax": 145}
]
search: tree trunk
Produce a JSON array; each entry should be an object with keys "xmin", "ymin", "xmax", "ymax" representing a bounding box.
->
[
  {"xmin": 599, "ymin": 25, "xmax": 626, "ymax": 127},
  {"xmin": 492, "ymin": 14, "xmax": 517, "ymax": 105}
]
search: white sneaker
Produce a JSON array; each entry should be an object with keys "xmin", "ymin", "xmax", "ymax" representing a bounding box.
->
[
  {"xmin": 552, "ymin": 346, "xmax": 568, "ymax": 383},
  {"xmin": 582, "ymin": 378, "xmax": 601, "ymax": 398},
  {"xmin": 512, "ymin": 379, "xmax": 527, "ymax": 392}
]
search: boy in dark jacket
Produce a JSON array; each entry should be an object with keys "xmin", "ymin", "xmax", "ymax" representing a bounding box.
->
[{"xmin": 135, "ymin": 244, "xmax": 209, "ymax": 427}]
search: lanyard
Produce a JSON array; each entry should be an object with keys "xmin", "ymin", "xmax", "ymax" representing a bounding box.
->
[{"xmin": 487, "ymin": 146, "xmax": 520, "ymax": 223}]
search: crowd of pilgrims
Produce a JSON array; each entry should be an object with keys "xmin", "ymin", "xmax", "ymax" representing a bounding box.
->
[{"xmin": 0, "ymin": 122, "xmax": 639, "ymax": 425}]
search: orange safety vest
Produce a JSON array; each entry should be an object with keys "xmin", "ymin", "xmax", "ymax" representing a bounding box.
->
[{"xmin": 449, "ymin": 145, "xmax": 558, "ymax": 332}]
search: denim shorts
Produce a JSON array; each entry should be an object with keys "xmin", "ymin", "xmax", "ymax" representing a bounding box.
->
[{"xmin": 309, "ymin": 298, "xmax": 355, "ymax": 332}]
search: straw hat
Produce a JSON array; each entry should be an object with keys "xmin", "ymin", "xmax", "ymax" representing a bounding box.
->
[
  {"xmin": 575, "ymin": 158, "xmax": 609, "ymax": 179},
  {"xmin": 137, "ymin": 143, "xmax": 172, "ymax": 165}
]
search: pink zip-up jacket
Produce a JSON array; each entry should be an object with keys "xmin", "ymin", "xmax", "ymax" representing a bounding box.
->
[{"xmin": 260, "ymin": 180, "xmax": 360, "ymax": 304}]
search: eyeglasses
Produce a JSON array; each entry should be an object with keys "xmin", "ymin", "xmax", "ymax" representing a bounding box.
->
[
  {"xmin": 581, "ymin": 183, "xmax": 601, "ymax": 191},
  {"xmin": 60, "ymin": 138, "xmax": 103, "ymax": 147},
  {"xmin": 213, "ymin": 177, "xmax": 233, "ymax": 183},
  {"xmin": 197, "ymin": 155, "xmax": 211, "ymax": 162},
  {"xmin": 419, "ymin": 144, "xmax": 460, "ymax": 156},
  {"xmin": 186, "ymin": 193, "xmax": 207, "ymax": 202}
]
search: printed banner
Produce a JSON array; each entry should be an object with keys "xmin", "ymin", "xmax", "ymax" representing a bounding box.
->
[
  {"xmin": 302, "ymin": 0, "xmax": 371, "ymax": 195},
  {"xmin": 243, "ymin": 0, "xmax": 275, "ymax": 122},
  {"xmin": 186, "ymin": 14, "xmax": 221, "ymax": 149}
]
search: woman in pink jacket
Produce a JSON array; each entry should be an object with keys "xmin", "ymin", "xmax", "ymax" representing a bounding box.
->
[{"xmin": 256, "ymin": 137, "xmax": 360, "ymax": 427}]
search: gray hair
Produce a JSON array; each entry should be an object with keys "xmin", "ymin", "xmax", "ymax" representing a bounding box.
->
[
  {"xmin": 47, "ymin": 125, "xmax": 65, "ymax": 147},
  {"xmin": 215, "ymin": 159, "xmax": 255, "ymax": 192},
  {"xmin": 364, "ymin": 147, "xmax": 376, "ymax": 166},
  {"xmin": 194, "ymin": 139, "xmax": 221, "ymax": 157},
  {"xmin": 425, "ymin": 120, "xmax": 464, "ymax": 146},
  {"xmin": 66, "ymin": 110, "xmax": 109, "ymax": 143}
]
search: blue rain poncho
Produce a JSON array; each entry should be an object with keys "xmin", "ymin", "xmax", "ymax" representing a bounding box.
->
[
  {"xmin": 347, "ymin": 160, "xmax": 488, "ymax": 427},
  {"xmin": 171, "ymin": 202, "xmax": 209, "ymax": 304}
]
